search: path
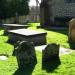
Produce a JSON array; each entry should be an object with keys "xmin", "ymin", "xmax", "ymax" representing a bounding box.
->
[{"xmin": 35, "ymin": 45, "xmax": 73, "ymax": 56}]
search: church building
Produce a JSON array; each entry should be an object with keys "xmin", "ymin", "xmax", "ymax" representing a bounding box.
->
[{"xmin": 40, "ymin": 0, "xmax": 75, "ymax": 27}]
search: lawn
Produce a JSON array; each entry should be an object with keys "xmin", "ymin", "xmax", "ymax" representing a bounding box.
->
[
  {"xmin": 28, "ymin": 23, "xmax": 69, "ymax": 48},
  {"xmin": 0, "ymin": 23, "xmax": 75, "ymax": 75}
]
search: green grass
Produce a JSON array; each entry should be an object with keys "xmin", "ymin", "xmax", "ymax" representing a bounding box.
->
[
  {"xmin": 0, "ymin": 23, "xmax": 75, "ymax": 75},
  {"xmin": 28, "ymin": 23, "xmax": 69, "ymax": 48},
  {"xmin": 46, "ymin": 30, "xmax": 69, "ymax": 48}
]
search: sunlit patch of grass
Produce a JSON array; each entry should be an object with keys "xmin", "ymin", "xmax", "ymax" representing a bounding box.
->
[
  {"xmin": 28, "ymin": 23, "xmax": 40, "ymax": 27},
  {"xmin": 27, "ymin": 23, "xmax": 69, "ymax": 48},
  {"xmin": 0, "ymin": 36, "xmax": 8, "ymax": 43},
  {"xmin": 46, "ymin": 30, "xmax": 69, "ymax": 48},
  {"xmin": 0, "ymin": 23, "xmax": 75, "ymax": 75},
  {"xmin": 0, "ymin": 56, "xmax": 17, "ymax": 75},
  {"xmin": 0, "ymin": 30, "xmax": 4, "ymax": 35},
  {"xmin": 0, "ymin": 43, "xmax": 14, "ymax": 55},
  {"xmin": 0, "ymin": 46, "xmax": 75, "ymax": 75}
]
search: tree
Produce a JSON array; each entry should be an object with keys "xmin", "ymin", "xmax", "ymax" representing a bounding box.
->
[
  {"xmin": 0, "ymin": 0, "xmax": 29, "ymax": 23},
  {"xmin": 0, "ymin": 0, "xmax": 8, "ymax": 20}
]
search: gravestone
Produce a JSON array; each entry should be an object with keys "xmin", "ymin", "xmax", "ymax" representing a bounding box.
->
[
  {"xmin": 3, "ymin": 24, "xmax": 28, "ymax": 31},
  {"xmin": 8, "ymin": 29, "xmax": 47, "ymax": 46},
  {"xmin": 42, "ymin": 43, "xmax": 59, "ymax": 62},
  {"xmin": 14, "ymin": 41, "xmax": 37, "ymax": 69},
  {"xmin": 68, "ymin": 18, "xmax": 75, "ymax": 43}
]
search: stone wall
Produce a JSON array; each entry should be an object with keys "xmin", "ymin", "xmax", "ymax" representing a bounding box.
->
[
  {"xmin": 47, "ymin": 0, "xmax": 75, "ymax": 26},
  {"xmin": 53, "ymin": 0, "xmax": 64, "ymax": 4},
  {"xmin": 52, "ymin": 3, "xmax": 75, "ymax": 17}
]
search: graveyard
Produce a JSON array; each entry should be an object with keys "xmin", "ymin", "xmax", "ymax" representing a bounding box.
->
[
  {"xmin": 1, "ymin": 0, "xmax": 75, "ymax": 75},
  {"xmin": 0, "ymin": 23, "xmax": 75, "ymax": 75}
]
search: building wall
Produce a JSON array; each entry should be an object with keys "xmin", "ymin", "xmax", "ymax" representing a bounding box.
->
[
  {"xmin": 52, "ymin": 3, "xmax": 75, "ymax": 17},
  {"xmin": 53, "ymin": 0, "xmax": 65, "ymax": 4},
  {"xmin": 46, "ymin": 0, "xmax": 75, "ymax": 26}
]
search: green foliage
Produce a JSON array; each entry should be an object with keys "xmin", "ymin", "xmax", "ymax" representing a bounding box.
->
[
  {"xmin": 0, "ymin": 0, "xmax": 29, "ymax": 20},
  {"xmin": 0, "ymin": 0, "xmax": 8, "ymax": 19},
  {"xmin": 10, "ymin": 0, "xmax": 29, "ymax": 16}
]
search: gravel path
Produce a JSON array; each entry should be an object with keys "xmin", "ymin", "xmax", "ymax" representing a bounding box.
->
[{"xmin": 35, "ymin": 45, "xmax": 73, "ymax": 56}]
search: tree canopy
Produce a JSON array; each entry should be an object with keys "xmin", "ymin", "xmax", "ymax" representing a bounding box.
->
[{"xmin": 0, "ymin": 0, "xmax": 29, "ymax": 20}]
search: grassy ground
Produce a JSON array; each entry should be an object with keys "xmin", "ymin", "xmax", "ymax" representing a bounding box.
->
[
  {"xmin": 28, "ymin": 23, "xmax": 69, "ymax": 48},
  {"xmin": 0, "ymin": 23, "xmax": 75, "ymax": 75}
]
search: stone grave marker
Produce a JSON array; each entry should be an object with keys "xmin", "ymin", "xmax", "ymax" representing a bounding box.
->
[
  {"xmin": 68, "ymin": 18, "xmax": 75, "ymax": 43},
  {"xmin": 8, "ymin": 29, "xmax": 47, "ymax": 46},
  {"xmin": 14, "ymin": 41, "xmax": 37, "ymax": 69},
  {"xmin": 42, "ymin": 43, "xmax": 60, "ymax": 62}
]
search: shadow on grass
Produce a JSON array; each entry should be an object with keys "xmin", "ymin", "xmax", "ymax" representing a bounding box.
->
[
  {"xmin": 13, "ymin": 63, "xmax": 36, "ymax": 75},
  {"xmin": 7, "ymin": 39, "xmax": 17, "ymax": 45},
  {"xmin": 45, "ymin": 28, "xmax": 68, "ymax": 35},
  {"xmin": 69, "ymin": 42, "xmax": 75, "ymax": 50},
  {"xmin": 37, "ymin": 26, "xmax": 68, "ymax": 35},
  {"xmin": 42, "ymin": 57, "xmax": 61, "ymax": 73}
]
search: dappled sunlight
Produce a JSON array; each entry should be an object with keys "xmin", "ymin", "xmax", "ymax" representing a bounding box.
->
[
  {"xmin": 27, "ymin": 23, "xmax": 40, "ymax": 30},
  {"xmin": 0, "ymin": 29, "xmax": 9, "ymax": 43},
  {"xmin": 46, "ymin": 30, "xmax": 69, "ymax": 48},
  {"xmin": 0, "ymin": 30, "xmax": 4, "ymax": 35},
  {"xmin": 1, "ymin": 23, "xmax": 75, "ymax": 75},
  {"xmin": 0, "ymin": 56, "xmax": 18, "ymax": 75},
  {"xmin": 27, "ymin": 25, "xmax": 69, "ymax": 48},
  {"xmin": 28, "ymin": 23, "xmax": 40, "ymax": 27},
  {"xmin": 0, "ymin": 36, "xmax": 8, "ymax": 43},
  {"xmin": 0, "ymin": 43, "xmax": 14, "ymax": 55}
]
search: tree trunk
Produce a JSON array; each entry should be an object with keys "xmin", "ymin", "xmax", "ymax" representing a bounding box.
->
[{"xmin": 36, "ymin": 0, "xmax": 39, "ymax": 22}]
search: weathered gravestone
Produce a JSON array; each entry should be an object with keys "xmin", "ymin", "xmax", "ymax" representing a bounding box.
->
[
  {"xmin": 14, "ymin": 41, "xmax": 37, "ymax": 69},
  {"xmin": 42, "ymin": 43, "xmax": 59, "ymax": 62},
  {"xmin": 8, "ymin": 29, "xmax": 47, "ymax": 46},
  {"xmin": 68, "ymin": 18, "xmax": 75, "ymax": 43}
]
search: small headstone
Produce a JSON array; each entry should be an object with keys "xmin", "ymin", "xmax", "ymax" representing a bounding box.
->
[
  {"xmin": 68, "ymin": 18, "xmax": 75, "ymax": 43},
  {"xmin": 42, "ymin": 43, "xmax": 59, "ymax": 62},
  {"xmin": 14, "ymin": 41, "xmax": 37, "ymax": 69}
]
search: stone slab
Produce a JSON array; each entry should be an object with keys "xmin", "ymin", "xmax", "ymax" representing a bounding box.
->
[
  {"xmin": 8, "ymin": 29, "xmax": 47, "ymax": 46},
  {"xmin": 3, "ymin": 24, "xmax": 29, "ymax": 30}
]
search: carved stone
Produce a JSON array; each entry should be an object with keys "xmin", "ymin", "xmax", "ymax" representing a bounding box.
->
[
  {"xmin": 42, "ymin": 43, "xmax": 59, "ymax": 62},
  {"xmin": 14, "ymin": 41, "xmax": 37, "ymax": 69}
]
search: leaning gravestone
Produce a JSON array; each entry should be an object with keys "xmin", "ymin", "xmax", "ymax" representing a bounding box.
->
[
  {"xmin": 14, "ymin": 41, "xmax": 37, "ymax": 69},
  {"xmin": 68, "ymin": 18, "xmax": 75, "ymax": 43},
  {"xmin": 42, "ymin": 43, "xmax": 59, "ymax": 62}
]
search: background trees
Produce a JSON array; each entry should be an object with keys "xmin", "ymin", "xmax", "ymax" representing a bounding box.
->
[
  {"xmin": 0, "ymin": 0, "xmax": 29, "ymax": 23},
  {"xmin": 0, "ymin": 0, "xmax": 8, "ymax": 20}
]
